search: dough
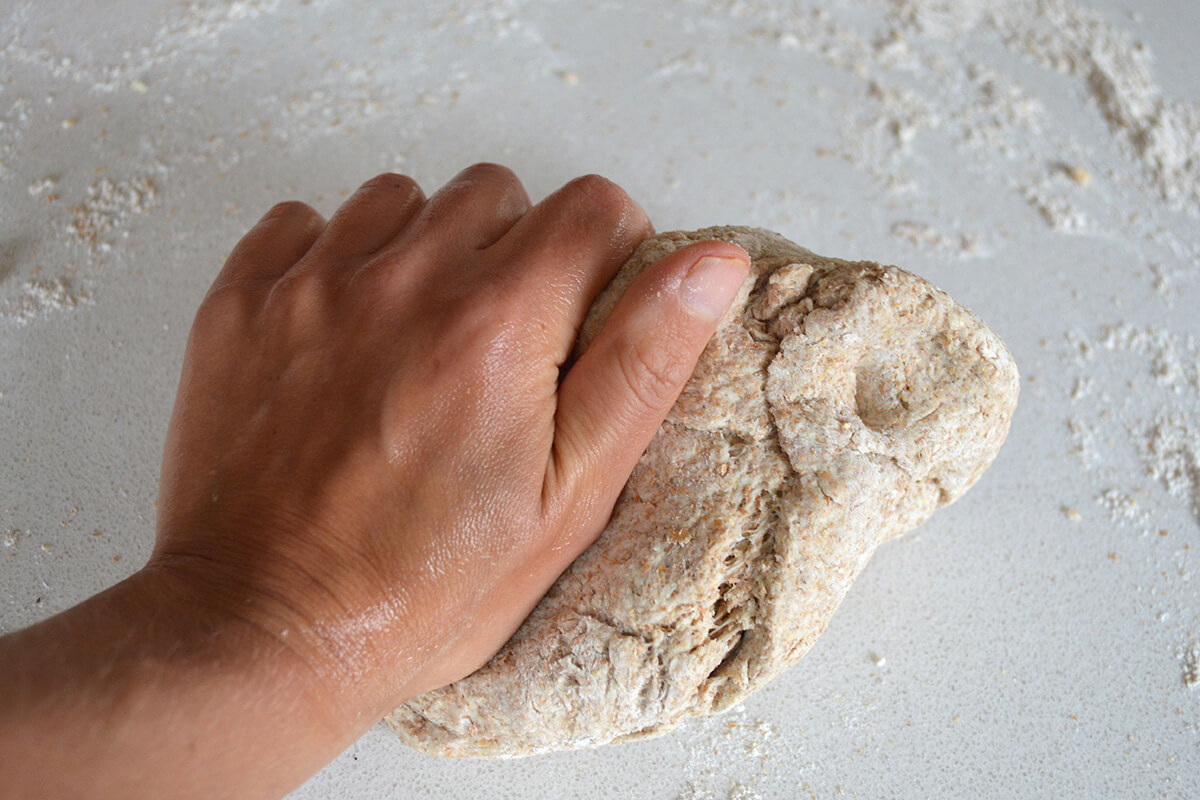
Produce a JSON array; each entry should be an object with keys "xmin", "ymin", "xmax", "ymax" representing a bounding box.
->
[{"xmin": 387, "ymin": 227, "xmax": 1019, "ymax": 757}]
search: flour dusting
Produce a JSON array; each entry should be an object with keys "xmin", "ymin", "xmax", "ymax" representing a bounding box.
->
[
  {"xmin": 1184, "ymin": 639, "xmax": 1200, "ymax": 689},
  {"xmin": 2, "ymin": 277, "xmax": 91, "ymax": 325},
  {"xmin": 882, "ymin": 0, "xmax": 1200, "ymax": 212},
  {"xmin": 983, "ymin": 0, "xmax": 1200, "ymax": 209},
  {"xmin": 1063, "ymin": 324, "xmax": 1200, "ymax": 533},
  {"xmin": 674, "ymin": 707, "xmax": 780, "ymax": 800},
  {"xmin": 1147, "ymin": 417, "xmax": 1200, "ymax": 527},
  {"xmin": 0, "ymin": 0, "xmax": 1198, "ymax": 793},
  {"xmin": 68, "ymin": 176, "xmax": 158, "ymax": 254}
]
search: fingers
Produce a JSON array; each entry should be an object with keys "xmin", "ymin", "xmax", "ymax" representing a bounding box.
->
[
  {"xmin": 304, "ymin": 173, "xmax": 425, "ymax": 264},
  {"xmin": 210, "ymin": 201, "xmax": 325, "ymax": 294},
  {"xmin": 549, "ymin": 240, "xmax": 750, "ymax": 529},
  {"xmin": 488, "ymin": 174, "xmax": 653, "ymax": 356},
  {"xmin": 392, "ymin": 163, "xmax": 531, "ymax": 257}
]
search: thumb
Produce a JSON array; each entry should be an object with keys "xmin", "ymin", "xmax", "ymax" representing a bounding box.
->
[{"xmin": 549, "ymin": 239, "xmax": 750, "ymax": 530}]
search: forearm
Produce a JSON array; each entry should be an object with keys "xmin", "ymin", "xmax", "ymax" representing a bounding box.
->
[{"xmin": 0, "ymin": 566, "xmax": 357, "ymax": 800}]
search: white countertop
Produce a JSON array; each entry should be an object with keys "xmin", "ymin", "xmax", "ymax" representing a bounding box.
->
[{"xmin": 2, "ymin": 1, "xmax": 1198, "ymax": 797}]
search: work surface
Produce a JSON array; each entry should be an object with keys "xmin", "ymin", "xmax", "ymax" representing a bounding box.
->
[{"xmin": 2, "ymin": 1, "xmax": 1198, "ymax": 797}]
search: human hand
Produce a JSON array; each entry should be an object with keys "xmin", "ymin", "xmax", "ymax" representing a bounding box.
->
[
  {"xmin": 152, "ymin": 164, "xmax": 750, "ymax": 733},
  {"xmin": 0, "ymin": 164, "xmax": 749, "ymax": 800}
]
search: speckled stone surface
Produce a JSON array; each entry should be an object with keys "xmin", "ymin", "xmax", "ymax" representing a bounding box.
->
[{"xmin": 4, "ymin": 1, "xmax": 1200, "ymax": 796}]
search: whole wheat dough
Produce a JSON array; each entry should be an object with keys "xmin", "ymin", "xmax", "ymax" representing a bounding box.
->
[{"xmin": 387, "ymin": 226, "xmax": 1019, "ymax": 757}]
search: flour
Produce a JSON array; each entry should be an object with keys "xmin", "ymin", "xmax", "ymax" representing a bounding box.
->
[
  {"xmin": 1184, "ymin": 639, "xmax": 1200, "ymax": 689},
  {"xmin": 883, "ymin": 0, "xmax": 1200, "ymax": 211},
  {"xmin": 1096, "ymin": 323, "xmax": 1196, "ymax": 391},
  {"xmin": 1066, "ymin": 416, "xmax": 1101, "ymax": 469},
  {"xmin": 1, "ymin": 277, "xmax": 91, "ymax": 325},
  {"xmin": 26, "ymin": 177, "xmax": 56, "ymax": 198},
  {"xmin": 1023, "ymin": 186, "xmax": 1090, "ymax": 232},
  {"xmin": 0, "ymin": 96, "xmax": 33, "ymax": 176},
  {"xmin": 68, "ymin": 176, "xmax": 158, "ymax": 254},
  {"xmin": 166, "ymin": 0, "xmax": 287, "ymax": 41},
  {"xmin": 1063, "ymin": 324, "xmax": 1200, "ymax": 535},
  {"xmin": 1058, "ymin": 316, "xmax": 1199, "ymax": 715},
  {"xmin": 1071, "ymin": 376, "xmax": 1095, "ymax": 401},
  {"xmin": 889, "ymin": 221, "xmax": 985, "ymax": 255},
  {"xmin": 1096, "ymin": 487, "xmax": 1149, "ymax": 530},
  {"xmin": 674, "ymin": 706, "xmax": 780, "ymax": 800},
  {"xmin": 1146, "ymin": 417, "xmax": 1200, "ymax": 527},
  {"xmin": 985, "ymin": 0, "xmax": 1200, "ymax": 210},
  {"xmin": 745, "ymin": 0, "xmax": 1200, "ymax": 251}
]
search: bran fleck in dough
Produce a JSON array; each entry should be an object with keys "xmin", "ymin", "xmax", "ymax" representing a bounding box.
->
[{"xmin": 388, "ymin": 226, "xmax": 1020, "ymax": 757}]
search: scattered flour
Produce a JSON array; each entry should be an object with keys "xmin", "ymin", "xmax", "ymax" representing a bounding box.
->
[
  {"xmin": 890, "ymin": 220, "xmax": 986, "ymax": 255},
  {"xmin": 1063, "ymin": 323, "xmax": 1200, "ymax": 536},
  {"xmin": 1096, "ymin": 488, "xmax": 1149, "ymax": 530},
  {"xmin": 1061, "ymin": 317, "xmax": 1198, "ymax": 716},
  {"xmin": 982, "ymin": 0, "xmax": 1200, "ymax": 210},
  {"xmin": 26, "ymin": 176, "xmax": 57, "ymax": 198},
  {"xmin": 0, "ymin": 96, "xmax": 34, "ymax": 176},
  {"xmin": 68, "ymin": 175, "xmax": 158, "ymax": 254},
  {"xmin": 674, "ymin": 707, "xmax": 780, "ymax": 800},
  {"xmin": 1071, "ymin": 376, "xmax": 1095, "ymax": 401},
  {"xmin": 1066, "ymin": 416, "xmax": 1102, "ymax": 469},
  {"xmin": 1, "ymin": 277, "xmax": 91, "ymax": 325},
  {"xmin": 1184, "ymin": 639, "xmax": 1200, "ymax": 689},
  {"xmin": 170, "ymin": 0, "xmax": 286, "ymax": 38},
  {"xmin": 1096, "ymin": 324, "xmax": 1196, "ymax": 391},
  {"xmin": 1146, "ymin": 417, "xmax": 1200, "ymax": 527},
  {"xmin": 1, "ymin": 0, "xmax": 302, "ymax": 97},
  {"xmin": 875, "ymin": 0, "xmax": 1200, "ymax": 212},
  {"xmin": 1023, "ymin": 185, "xmax": 1090, "ymax": 232},
  {"xmin": 740, "ymin": 0, "xmax": 1200, "ymax": 261}
]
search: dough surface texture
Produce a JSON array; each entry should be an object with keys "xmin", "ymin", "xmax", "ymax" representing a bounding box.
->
[{"xmin": 387, "ymin": 226, "xmax": 1019, "ymax": 757}]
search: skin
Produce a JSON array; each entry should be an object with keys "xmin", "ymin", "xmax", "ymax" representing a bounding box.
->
[{"xmin": 0, "ymin": 164, "xmax": 749, "ymax": 800}]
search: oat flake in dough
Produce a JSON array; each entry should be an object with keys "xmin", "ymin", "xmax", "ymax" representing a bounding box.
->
[{"xmin": 388, "ymin": 226, "xmax": 1019, "ymax": 757}]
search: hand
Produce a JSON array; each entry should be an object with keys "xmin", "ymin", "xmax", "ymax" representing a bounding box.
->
[
  {"xmin": 154, "ymin": 163, "xmax": 748, "ymax": 716},
  {"xmin": 0, "ymin": 164, "xmax": 750, "ymax": 800}
]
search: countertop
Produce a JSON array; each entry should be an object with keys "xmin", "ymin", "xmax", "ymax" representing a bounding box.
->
[{"xmin": 2, "ymin": 1, "xmax": 1198, "ymax": 797}]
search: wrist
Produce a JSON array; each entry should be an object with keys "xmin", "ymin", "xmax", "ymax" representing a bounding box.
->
[
  {"xmin": 134, "ymin": 555, "xmax": 366, "ymax": 737},
  {"xmin": 0, "ymin": 562, "xmax": 360, "ymax": 799}
]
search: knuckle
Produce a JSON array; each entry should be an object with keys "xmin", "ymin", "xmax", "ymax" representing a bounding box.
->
[
  {"xmin": 567, "ymin": 173, "xmax": 630, "ymax": 210},
  {"xmin": 362, "ymin": 172, "xmax": 419, "ymax": 195},
  {"xmin": 264, "ymin": 200, "xmax": 318, "ymax": 223},
  {"xmin": 444, "ymin": 283, "xmax": 518, "ymax": 336},
  {"xmin": 568, "ymin": 172, "xmax": 624, "ymax": 201},
  {"xmin": 461, "ymin": 162, "xmax": 519, "ymax": 186},
  {"xmin": 344, "ymin": 258, "xmax": 391, "ymax": 296},
  {"xmin": 196, "ymin": 281, "xmax": 257, "ymax": 333},
  {"xmin": 267, "ymin": 270, "xmax": 334, "ymax": 318},
  {"xmin": 615, "ymin": 337, "xmax": 690, "ymax": 411},
  {"xmin": 558, "ymin": 174, "xmax": 647, "ymax": 236}
]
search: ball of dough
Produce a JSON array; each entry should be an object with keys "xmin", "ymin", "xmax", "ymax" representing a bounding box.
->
[{"xmin": 387, "ymin": 226, "xmax": 1019, "ymax": 757}]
